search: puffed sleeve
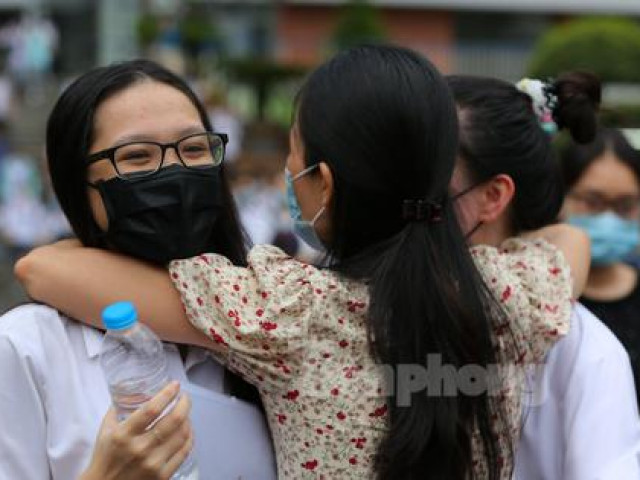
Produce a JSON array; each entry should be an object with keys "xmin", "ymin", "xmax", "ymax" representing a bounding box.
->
[
  {"xmin": 168, "ymin": 245, "xmax": 315, "ymax": 390},
  {"xmin": 471, "ymin": 238, "xmax": 572, "ymax": 365}
]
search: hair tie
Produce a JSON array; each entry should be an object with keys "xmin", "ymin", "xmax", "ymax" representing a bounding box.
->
[
  {"xmin": 402, "ymin": 199, "xmax": 443, "ymax": 223},
  {"xmin": 516, "ymin": 78, "xmax": 558, "ymax": 135}
]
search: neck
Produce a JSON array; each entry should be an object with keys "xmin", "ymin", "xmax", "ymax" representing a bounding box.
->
[
  {"xmin": 469, "ymin": 221, "xmax": 513, "ymax": 247},
  {"xmin": 589, "ymin": 263, "xmax": 620, "ymax": 286},
  {"xmin": 584, "ymin": 262, "xmax": 638, "ymax": 301}
]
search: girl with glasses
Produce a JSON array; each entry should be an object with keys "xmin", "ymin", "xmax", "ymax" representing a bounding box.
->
[
  {"xmin": 0, "ymin": 59, "xmax": 276, "ymax": 479},
  {"xmin": 561, "ymin": 127, "xmax": 640, "ymax": 407}
]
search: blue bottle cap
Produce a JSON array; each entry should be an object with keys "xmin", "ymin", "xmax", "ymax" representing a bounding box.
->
[{"xmin": 102, "ymin": 301, "xmax": 138, "ymax": 330}]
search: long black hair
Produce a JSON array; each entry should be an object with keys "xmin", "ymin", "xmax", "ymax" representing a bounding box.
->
[
  {"xmin": 561, "ymin": 127, "xmax": 640, "ymax": 191},
  {"xmin": 296, "ymin": 45, "xmax": 510, "ymax": 479},
  {"xmin": 45, "ymin": 59, "xmax": 258, "ymax": 403},
  {"xmin": 46, "ymin": 59, "xmax": 247, "ymax": 266},
  {"xmin": 447, "ymin": 72, "xmax": 601, "ymax": 232}
]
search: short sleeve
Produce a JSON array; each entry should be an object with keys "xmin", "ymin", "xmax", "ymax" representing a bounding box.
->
[
  {"xmin": 169, "ymin": 245, "xmax": 315, "ymax": 389},
  {"xmin": 471, "ymin": 238, "xmax": 572, "ymax": 365},
  {"xmin": 0, "ymin": 335, "xmax": 49, "ymax": 479}
]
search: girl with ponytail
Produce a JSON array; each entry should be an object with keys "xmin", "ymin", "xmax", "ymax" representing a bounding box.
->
[{"xmin": 17, "ymin": 48, "xmax": 590, "ymax": 479}]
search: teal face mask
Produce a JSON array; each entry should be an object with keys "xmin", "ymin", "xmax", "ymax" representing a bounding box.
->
[
  {"xmin": 284, "ymin": 165, "xmax": 326, "ymax": 251},
  {"xmin": 568, "ymin": 212, "xmax": 640, "ymax": 266}
]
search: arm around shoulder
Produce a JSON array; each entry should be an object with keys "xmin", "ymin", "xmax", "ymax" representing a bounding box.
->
[{"xmin": 15, "ymin": 241, "xmax": 212, "ymax": 348}]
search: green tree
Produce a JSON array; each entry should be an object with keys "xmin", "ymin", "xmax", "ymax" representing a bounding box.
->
[
  {"xmin": 136, "ymin": 13, "xmax": 160, "ymax": 50},
  {"xmin": 179, "ymin": 5, "xmax": 221, "ymax": 59},
  {"xmin": 332, "ymin": 0, "xmax": 387, "ymax": 51},
  {"xmin": 224, "ymin": 58, "xmax": 306, "ymax": 121},
  {"xmin": 528, "ymin": 17, "xmax": 640, "ymax": 83}
]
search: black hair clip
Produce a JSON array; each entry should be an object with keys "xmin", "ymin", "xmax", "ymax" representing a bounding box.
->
[{"xmin": 402, "ymin": 199, "xmax": 443, "ymax": 223}]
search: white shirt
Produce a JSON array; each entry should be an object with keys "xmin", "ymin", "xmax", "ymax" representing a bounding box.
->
[
  {"xmin": 0, "ymin": 304, "xmax": 276, "ymax": 480},
  {"xmin": 234, "ymin": 182, "xmax": 285, "ymax": 246},
  {"xmin": 515, "ymin": 303, "xmax": 640, "ymax": 479},
  {"xmin": 3, "ymin": 303, "xmax": 637, "ymax": 479}
]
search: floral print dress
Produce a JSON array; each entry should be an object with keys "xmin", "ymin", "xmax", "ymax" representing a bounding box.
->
[{"xmin": 168, "ymin": 237, "xmax": 572, "ymax": 479}]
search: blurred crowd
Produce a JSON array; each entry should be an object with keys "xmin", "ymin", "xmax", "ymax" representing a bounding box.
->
[{"xmin": 0, "ymin": 14, "xmax": 313, "ymax": 309}]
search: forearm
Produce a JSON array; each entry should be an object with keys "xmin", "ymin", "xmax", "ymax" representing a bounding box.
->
[{"xmin": 15, "ymin": 244, "xmax": 212, "ymax": 347}]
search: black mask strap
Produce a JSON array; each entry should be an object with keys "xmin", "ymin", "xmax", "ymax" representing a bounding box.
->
[
  {"xmin": 451, "ymin": 182, "xmax": 485, "ymax": 240},
  {"xmin": 464, "ymin": 221, "xmax": 483, "ymax": 240},
  {"xmin": 451, "ymin": 181, "xmax": 483, "ymax": 202}
]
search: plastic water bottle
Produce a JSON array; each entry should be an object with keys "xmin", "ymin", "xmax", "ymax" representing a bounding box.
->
[{"xmin": 100, "ymin": 301, "xmax": 198, "ymax": 480}]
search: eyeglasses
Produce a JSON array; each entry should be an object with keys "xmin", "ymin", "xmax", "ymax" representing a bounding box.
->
[
  {"xmin": 86, "ymin": 132, "xmax": 228, "ymax": 179},
  {"xmin": 568, "ymin": 190, "xmax": 640, "ymax": 219}
]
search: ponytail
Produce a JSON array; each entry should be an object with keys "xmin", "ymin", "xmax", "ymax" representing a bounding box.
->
[
  {"xmin": 516, "ymin": 71, "xmax": 602, "ymax": 144},
  {"xmin": 296, "ymin": 45, "xmax": 513, "ymax": 479},
  {"xmin": 366, "ymin": 205, "xmax": 510, "ymax": 479}
]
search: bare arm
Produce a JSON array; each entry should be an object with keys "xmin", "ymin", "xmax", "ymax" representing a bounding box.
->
[
  {"xmin": 15, "ymin": 240, "xmax": 215, "ymax": 348},
  {"xmin": 522, "ymin": 223, "xmax": 591, "ymax": 299}
]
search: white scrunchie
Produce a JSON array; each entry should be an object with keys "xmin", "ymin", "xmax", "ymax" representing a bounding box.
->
[{"xmin": 516, "ymin": 78, "xmax": 558, "ymax": 135}]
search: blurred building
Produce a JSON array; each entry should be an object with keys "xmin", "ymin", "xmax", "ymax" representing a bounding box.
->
[
  {"xmin": 277, "ymin": 0, "xmax": 640, "ymax": 80},
  {"xmin": 0, "ymin": 0, "xmax": 638, "ymax": 80},
  {"xmin": 190, "ymin": 0, "xmax": 275, "ymax": 58}
]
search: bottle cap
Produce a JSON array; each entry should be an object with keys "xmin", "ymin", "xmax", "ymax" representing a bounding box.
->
[{"xmin": 102, "ymin": 301, "xmax": 138, "ymax": 330}]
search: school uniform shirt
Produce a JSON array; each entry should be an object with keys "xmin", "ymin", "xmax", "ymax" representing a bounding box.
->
[
  {"xmin": 0, "ymin": 304, "xmax": 276, "ymax": 480},
  {"xmin": 169, "ymin": 238, "xmax": 573, "ymax": 478},
  {"xmin": 515, "ymin": 303, "xmax": 640, "ymax": 480}
]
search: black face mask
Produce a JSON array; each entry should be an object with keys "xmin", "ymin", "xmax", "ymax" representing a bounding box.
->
[{"xmin": 89, "ymin": 164, "xmax": 222, "ymax": 264}]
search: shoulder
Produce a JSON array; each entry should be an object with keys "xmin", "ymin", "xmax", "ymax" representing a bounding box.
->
[
  {"xmin": 541, "ymin": 302, "xmax": 631, "ymax": 391},
  {"xmin": 0, "ymin": 303, "xmax": 65, "ymax": 332},
  {"xmin": 0, "ymin": 303, "xmax": 74, "ymax": 352},
  {"xmin": 563, "ymin": 303, "xmax": 630, "ymax": 365},
  {"xmin": 471, "ymin": 237, "xmax": 571, "ymax": 297},
  {"xmin": 171, "ymin": 244, "xmax": 328, "ymax": 293},
  {"xmin": 247, "ymin": 244, "xmax": 307, "ymax": 270},
  {"xmin": 172, "ymin": 245, "xmax": 300, "ymax": 273},
  {"xmin": 473, "ymin": 239, "xmax": 573, "ymax": 361},
  {"xmin": 471, "ymin": 237, "xmax": 567, "ymax": 270}
]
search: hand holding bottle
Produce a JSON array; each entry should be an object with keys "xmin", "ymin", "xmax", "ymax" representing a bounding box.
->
[{"xmin": 79, "ymin": 381, "xmax": 193, "ymax": 480}]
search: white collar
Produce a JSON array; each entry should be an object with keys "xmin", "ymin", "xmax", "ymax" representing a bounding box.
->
[
  {"xmin": 80, "ymin": 321, "xmax": 212, "ymax": 372},
  {"xmin": 80, "ymin": 323, "xmax": 104, "ymax": 360}
]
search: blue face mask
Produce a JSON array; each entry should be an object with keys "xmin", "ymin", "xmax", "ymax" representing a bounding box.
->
[
  {"xmin": 285, "ymin": 165, "xmax": 326, "ymax": 251},
  {"xmin": 568, "ymin": 212, "xmax": 640, "ymax": 266}
]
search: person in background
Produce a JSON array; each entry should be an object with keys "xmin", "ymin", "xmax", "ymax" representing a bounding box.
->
[
  {"xmin": 0, "ymin": 150, "xmax": 49, "ymax": 261},
  {"xmin": 206, "ymin": 88, "xmax": 244, "ymax": 165},
  {"xmin": 561, "ymin": 127, "xmax": 640, "ymax": 404},
  {"xmin": 448, "ymin": 74, "xmax": 640, "ymax": 479}
]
